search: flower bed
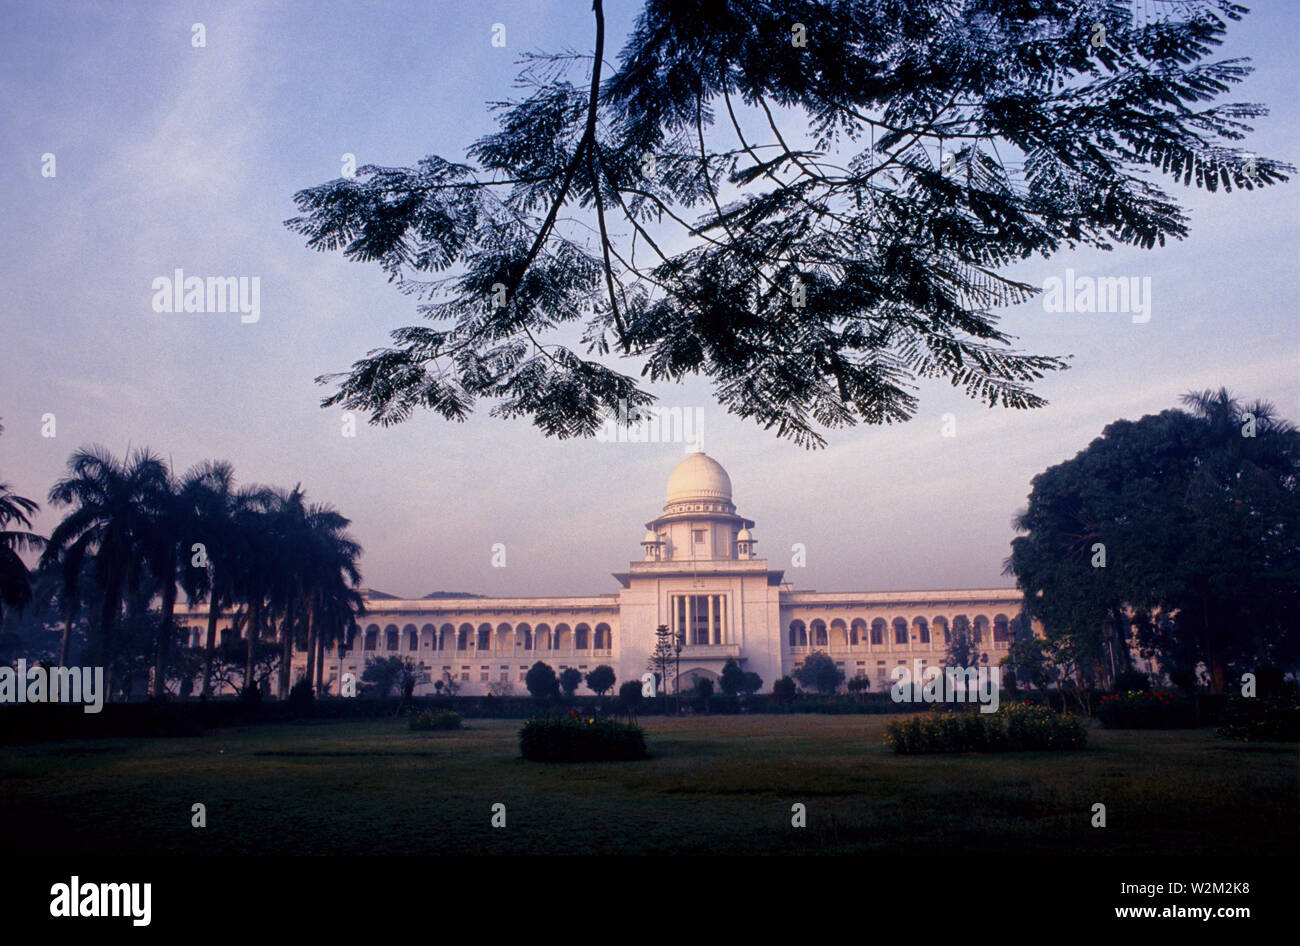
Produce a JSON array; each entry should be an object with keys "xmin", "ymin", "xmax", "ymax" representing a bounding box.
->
[
  {"xmin": 519, "ymin": 711, "xmax": 647, "ymax": 762},
  {"xmin": 1096, "ymin": 690, "xmax": 1195, "ymax": 729},
  {"xmin": 409, "ymin": 708, "xmax": 463, "ymax": 731},
  {"xmin": 884, "ymin": 703, "xmax": 1087, "ymax": 754}
]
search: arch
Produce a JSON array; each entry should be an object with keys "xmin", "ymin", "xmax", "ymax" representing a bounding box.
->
[
  {"xmin": 870, "ymin": 618, "xmax": 886, "ymax": 646},
  {"xmin": 477, "ymin": 623, "xmax": 492, "ymax": 651},
  {"xmin": 788, "ymin": 619, "xmax": 808, "ymax": 647},
  {"xmin": 555, "ymin": 622, "xmax": 573, "ymax": 651},
  {"xmin": 403, "ymin": 624, "xmax": 418, "ymax": 652},
  {"xmin": 932, "ymin": 616, "xmax": 950, "ymax": 644},
  {"xmin": 384, "ymin": 624, "xmax": 400, "ymax": 651},
  {"xmin": 811, "ymin": 619, "xmax": 828, "ymax": 647},
  {"xmin": 673, "ymin": 666, "xmax": 720, "ymax": 693},
  {"xmin": 993, "ymin": 613, "xmax": 1011, "ymax": 643},
  {"xmin": 892, "ymin": 617, "xmax": 909, "ymax": 645},
  {"xmin": 594, "ymin": 623, "xmax": 611, "ymax": 649},
  {"xmin": 438, "ymin": 623, "xmax": 455, "ymax": 651},
  {"xmin": 517, "ymin": 622, "xmax": 533, "ymax": 650},
  {"xmin": 420, "ymin": 624, "xmax": 436, "ymax": 650},
  {"xmin": 973, "ymin": 614, "xmax": 990, "ymax": 644},
  {"xmin": 850, "ymin": 618, "xmax": 867, "ymax": 647},
  {"xmin": 496, "ymin": 622, "xmax": 514, "ymax": 651},
  {"xmin": 535, "ymin": 623, "xmax": 552, "ymax": 652},
  {"xmin": 913, "ymin": 616, "xmax": 930, "ymax": 645},
  {"xmin": 951, "ymin": 615, "xmax": 972, "ymax": 643},
  {"xmin": 364, "ymin": 624, "xmax": 379, "ymax": 651},
  {"xmin": 829, "ymin": 618, "xmax": 848, "ymax": 648},
  {"xmin": 574, "ymin": 622, "xmax": 591, "ymax": 650},
  {"xmin": 457, "ymin": 623, "xmax": 473, "ymax": 651}
]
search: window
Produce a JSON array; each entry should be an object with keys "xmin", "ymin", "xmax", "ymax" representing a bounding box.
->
[{"xmin": 693, "ymin": 529, "xmax": 707, "ymax": 544}]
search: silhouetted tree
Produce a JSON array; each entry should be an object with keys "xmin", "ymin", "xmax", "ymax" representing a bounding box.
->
[{"xmin": 287, "ymin": 1, "xmax": 1288, "ymax": 447}]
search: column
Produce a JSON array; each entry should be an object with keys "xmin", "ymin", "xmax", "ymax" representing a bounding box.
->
[{"xmin": 688, "ymin": 596, "xmax": 696, "ymax": 646}]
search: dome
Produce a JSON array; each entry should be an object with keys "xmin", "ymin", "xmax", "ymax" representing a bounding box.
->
[
  {"xmin": 666, "ymin": 451, "xmax": 733, "ymax": 506},
  {"xmin": 737, "ymin": 528, "xmax": 753, "ymax": 541},
  {"xmin": 642, "ymin": 530, "xmax": 659, "ymax": 544}
]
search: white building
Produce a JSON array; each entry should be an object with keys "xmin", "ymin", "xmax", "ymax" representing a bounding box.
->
[{"xmin": 178, "ymin": 452, "xmax": 1032, "ymax": 696}]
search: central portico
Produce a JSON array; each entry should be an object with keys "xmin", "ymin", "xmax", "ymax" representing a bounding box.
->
[{"xmin": 614, "ymin": 450, "xmax": 786, "ymax": 691}]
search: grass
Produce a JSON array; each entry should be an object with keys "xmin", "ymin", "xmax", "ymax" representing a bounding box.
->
[{"xmin": 1, "ymin": 714, "xmax": 1294, "ymax": 855}]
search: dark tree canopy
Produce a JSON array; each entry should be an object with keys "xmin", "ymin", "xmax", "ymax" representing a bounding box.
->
[
  {"xmin": 792, "ymin": 649, "xmax": 845, "ymax": 693},
  {"xmin": 585, "ymin": 663, "xmax": 616, "ymax": 696},
  {"xmin": 1007, "ymin": 388, "xmax": 1300, "ymax": 692},
  {"xmin": 526, "ymin": 660, "xmax": 560, "ymax": 699},
  {"xmin": 288, "ymin": 0, "xmax": 1289, "ymax": 447}
]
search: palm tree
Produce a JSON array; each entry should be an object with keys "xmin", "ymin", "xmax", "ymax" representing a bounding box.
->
[
  {"xmin": 0, "ymin": 480, "xmax": 45, "ymax": 637},
  {"xmin": 141, "ymin": 465, "xmax": 194, "ymax": 700},
  {"xmin": 304, "ymin": 531, "xmax": 363, "ymax": 695},
  {"xmin": 185, "ymin": 462, "xmax": 268, "ymax": 699},
  {"xmin": 313, "ymin": 581, "xmax": 364, "ymax": 694},
  {"xmin": 43, "ymin": 446, "xmax": 168, "ymax": 696},
  {"xmin": 262, "ymin": 486, "xmax": 363, "ymax": 698},
  {"xmin": 26, "ymin": 554, "xmax": 97, "ymax": 668},
  {"xmin": 230, "ymin": 491, "xmax": 279, "ymax": 698}
]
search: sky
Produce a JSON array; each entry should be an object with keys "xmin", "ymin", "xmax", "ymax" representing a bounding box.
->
[{"xmin": 1, "ymin": 0, "xmax": 1296, "ymax": 600}]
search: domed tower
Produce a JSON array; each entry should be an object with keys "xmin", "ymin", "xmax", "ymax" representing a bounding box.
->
[{"xmin": 641, "ymin": 451, "xmax": 756, "ymax": 562}]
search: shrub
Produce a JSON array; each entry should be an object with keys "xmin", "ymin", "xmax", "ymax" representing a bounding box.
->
[
  {"xmin": 287, "ymin": 678, "xmax": 313, "ymax": 716},
  {"xmin": 772, "ymin": 677, "xmax": 797, "ymax": 702},
  {"xmin": 1096, "ymin": 690, "xmax": 1195, "ymax": 729},
  {"xmin": 1217, "ymin": 696, "xmax": 1300, "ymax": 742},
  {"xmin": 618, "ymin": 680, "xmax": 643, "ymax": 716},
  {"xmin": 409, "ymin": 709, "xmax": 463, "ymax": 731},
  {"xmin": 884, "ymin": 703, "xmax": 1087, "ymax": 754},
  {"xmin": 519, "ymin": 711, "xmax": 647, "ymax": 762}
]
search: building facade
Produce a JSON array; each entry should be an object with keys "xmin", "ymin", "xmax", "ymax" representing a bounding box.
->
[{"xmin": 176, "ymin": 452, "xmax": 1034, "ymax": 697}]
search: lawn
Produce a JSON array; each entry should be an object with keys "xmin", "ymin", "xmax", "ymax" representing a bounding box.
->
[{"xmin": 2, "ymin": 715, "xmax": 1294, "ymax": 855}]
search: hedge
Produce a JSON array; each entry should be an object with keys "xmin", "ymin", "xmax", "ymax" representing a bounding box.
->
[
  {"xmin": 884, "ymin": 703, "xmax": 1087, "ymax": 754},
  {"xmin": 519, "ymin": 712, "xmax": 647, "ymax": 762},
  {"xmin": 409, "ymin": 708, "xmax": 463, "ymax": 731},
  {"xmin": 1096, "ymin": 690, "xmax": 1196, "ymax": 729},
  {"xmin": 1217, "ymin": 696, "xmax": 1300, "ymax": 742}
]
